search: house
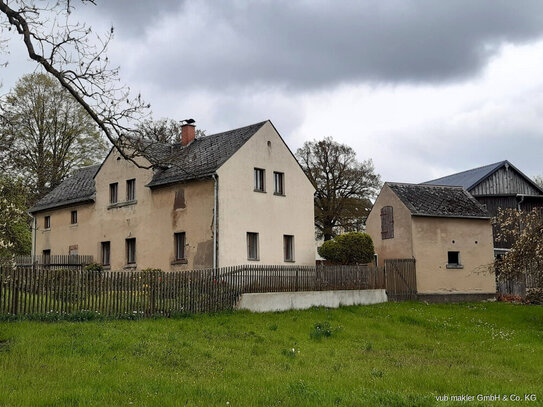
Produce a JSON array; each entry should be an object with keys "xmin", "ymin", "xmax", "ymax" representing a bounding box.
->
[
  {"xmin": 366, "ymin": 183, "xmax": 496, "ymax": 301},
  {"xmin": 423, "ymin": 160, "xmax": 543, "ymax": 256},
  {"xmin": 28, "ymin": 120, "xmax": 316, "ymax": 270}
]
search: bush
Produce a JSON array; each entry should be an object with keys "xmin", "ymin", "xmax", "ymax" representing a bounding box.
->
[
  {"xmin": 84, "ymin": 263, "xmax": 104, "ymax": 272},
  {"xmin": 317, "ymin": 232, "xmax": 375, "ymax": 265}
]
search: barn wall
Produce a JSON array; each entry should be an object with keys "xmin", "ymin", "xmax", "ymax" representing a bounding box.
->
[{"xmin": 471, "ymin": 167, "xmax": 540, "ymax": 196}]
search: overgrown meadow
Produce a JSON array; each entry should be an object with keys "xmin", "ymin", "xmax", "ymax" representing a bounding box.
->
[{"xmin": 0, "ymin": 302, "xmax": 542, "ymax": 406}]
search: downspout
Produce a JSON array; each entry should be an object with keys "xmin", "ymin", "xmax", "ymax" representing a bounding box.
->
[
  {"xmin": 31, "ymin": 215, "xmax": 37, "ymax": 259},
  {"xmin": 212, "ymin": 174, "xmax": 218, "ymax": 269},
  {"xmin": 516, "ymin": 194, "xmax": 525, "ymax": 211}
]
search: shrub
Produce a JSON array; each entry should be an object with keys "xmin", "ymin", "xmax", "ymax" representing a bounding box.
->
[
  {"xmin": 84, "ymin": 263, "xmax": 104, "ymax": 272},
  {"xmin": 317, "ymin": 232, "xmax": 375, "ymax": 265}
]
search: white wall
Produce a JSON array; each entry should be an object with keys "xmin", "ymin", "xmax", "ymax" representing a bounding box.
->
[{"xmin": 217, "ymin": 121, "xmax": 316, "ymax": 266}]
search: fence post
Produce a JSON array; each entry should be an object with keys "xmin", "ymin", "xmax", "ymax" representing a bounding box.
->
[{"xmin": 295, "ymin": 267, "xmax": 299, "ymax": 291}]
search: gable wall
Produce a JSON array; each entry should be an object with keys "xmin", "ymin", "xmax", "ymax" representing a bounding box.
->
[
  {"xmin": 365, "ymin": 184, "xmax": 414, "ymax": 266},
  {"xmin": 470, "ymin": 167, "xmax": 540, "ymax": 196},
  {"xmin": 216, "ymin": 121, "xmax": 315, "ymax": 266}
]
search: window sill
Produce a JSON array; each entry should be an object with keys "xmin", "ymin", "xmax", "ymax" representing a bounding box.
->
[
  {"xmin": 171, "ymin": 259, "xmax": 188, "ymax": 265},
  {"xmin": 446, "ymin": 264, "xmax": 464, "ymax": 269},
  {"xmin": 274, "ymin": 193, "xmax": 286, "ymax": 197},
  {"xmin": 102, "ymin": 265, "xmax": 111, "ymax": 270},
  {"xmin": 247, "ymin": 258, "xmax": 260, "ymax": 262},
  {"xmin": 43, "ymin": 228, "xmax": 51, "ymax": 232},
  {"xmin": 70, "ymin": 224, "xmax": 78, "ymax": 228},
  {"xmin": 284, "ymin": 260, "xmax": 295, "ymax": 263},
  {"xmin": 253, "ymin": 189, "xmax": 266, "ymax": 193},
  {"xmin": 108, "ymin": 200, "xmax": 137, "ymax": 209},
  {"xmin": 124, "ymin": 264, "xmax": 137, "ymax": 269}
]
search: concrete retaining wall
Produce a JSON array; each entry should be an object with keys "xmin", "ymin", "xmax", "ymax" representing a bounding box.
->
[{"xmin": 236, "ymin": 289, "xmax": 387, "ymax": 313}]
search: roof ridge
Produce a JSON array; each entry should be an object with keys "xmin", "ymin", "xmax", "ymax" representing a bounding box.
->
[{"xmin": 424, "ymin": 160, "xmax": 506, "ymax": 184}]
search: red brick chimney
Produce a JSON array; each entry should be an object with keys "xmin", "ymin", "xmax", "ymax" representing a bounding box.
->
[{"xmin": 181, "ymin": 120, "xmax": 196, "ymax": 146}]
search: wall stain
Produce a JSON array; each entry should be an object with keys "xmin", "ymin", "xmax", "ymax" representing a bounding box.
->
[{"xmin": 194, "ymin": 239, "xmax": 213, "ymax": 267}]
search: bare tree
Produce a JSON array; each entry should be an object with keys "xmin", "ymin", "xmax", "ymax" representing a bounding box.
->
[
  {"xmin": 493, "ymin": 208, "xmax": 543, "ymax": 290},
  {"xmin": 296, "ymin": 137, "xmax": 381, "ymax": 241},
  {"xmin": 0, "ymin": 0, "xmax": 150, "ymax": 164},
  {"xmin": 533, "ymin": 175, "xmax": 543, "ymax": 189},
  {"xmin": 136, "ymin": 118, "xmax": 207, "ymax": 143}
]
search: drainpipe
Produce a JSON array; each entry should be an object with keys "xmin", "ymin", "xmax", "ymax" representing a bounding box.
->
[
  {"xmin": 31, "ymin": 215, "xmax": 37, "ymax": 260},
  {"xmin": 516, "ymin": 194, "xmax": 525, "ymax": 211},
  {"xmin": 212, "ymin": 174, "xmax": 218, "ymax": 269}
]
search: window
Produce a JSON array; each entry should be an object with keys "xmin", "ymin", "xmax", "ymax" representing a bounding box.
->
[
  {"xmin": 126, "ymin": 179, "xmax": 136, "ymax": 201},
  {"xmin": 380, "ymin": 206, "xmax": 394, "ymax": 239},
  {"xmin": 254, "ymin": 168, "xmax": 265, "ymax": 192},
  {"xmin": 126, "ymin": 238, "xmax": 136, "ymax": 264},
  {"xmin": 447, "ymin": 251, "xmax": 462, "ymax": 268},
  {"xmin": 274, "ymin": 172, "xmax": 285, "ymax": 195},
  {"xmin": 247, "ymin": 232, "xmax": 259, "ymax": 260},
  {"xmin": 283, "ymin": 235, "xmax": 294, "ymax": 262},
  {"xmin": 71, "ymin": 210, "xmax": 78, "ymax": 224},
  {"xmin": 175, "ymin": 232, "xmax": 186, "ymax": 260},
  {"xmin": 42, "ymin": 249, "xmax": 51, "ymax": 264},
  {"xmin": 101, "ymin": 241, "xmax": 110, "ymax": 266},
  {"xmin": 44, "ymin": 216, "xmax": 51, "ymax": 229},
  {"xmin": 109, "ymin": 183, "xmax": 118, "ymax": 204}
]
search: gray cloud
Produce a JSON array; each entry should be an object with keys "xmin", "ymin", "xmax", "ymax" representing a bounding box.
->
[{"xmin": 104, "ymin": 0, "xmax": 543, "ymax": 91}]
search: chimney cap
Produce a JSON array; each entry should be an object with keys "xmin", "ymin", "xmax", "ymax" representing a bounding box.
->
[{"xmin": 182, "ymin": 118, "xmax": 195, "ymax": 126}]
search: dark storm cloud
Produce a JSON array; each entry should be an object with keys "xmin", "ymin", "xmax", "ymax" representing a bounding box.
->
[{"xmin": 108, "ymin": 0, "xmax": 543, "ymax": 91}]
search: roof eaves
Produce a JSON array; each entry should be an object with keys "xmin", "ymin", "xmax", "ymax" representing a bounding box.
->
[
  {"xmin": 28, "ymin": 194, "xmax": 95, "ymax": 214},
  {"xmin": 411, "ymin": 213, "xmax": 491, "ymax": 220}
]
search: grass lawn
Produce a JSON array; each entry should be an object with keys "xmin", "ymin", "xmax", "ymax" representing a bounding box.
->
[{"xmin": 0, "ymin": 302, "xmax": 542, "ymax": 406}]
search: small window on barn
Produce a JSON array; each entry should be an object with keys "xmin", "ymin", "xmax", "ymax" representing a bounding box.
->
[
  {"xmin": 380, "ymin": 206, "xmax": 394, "ymax": 239},
  {"xmin": 71, "ymin": 210, "xmax": 78, "ymax": 225},
  {"xmin": 446, "ymin": 251, "xmax": 463, "ymax": 269},
  {"xmin": 44, "ymin": 216, "xmax": 51, "ymax": 229}
]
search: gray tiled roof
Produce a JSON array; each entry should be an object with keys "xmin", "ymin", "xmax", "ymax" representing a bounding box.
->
[
  {"xmin": 145, "ymin": 121, "xmax": 267, "ymax": 187},
  {"xmin": 29, "ymin": 121, "xmax": 267, "ymax": 213},
  {"xmin": 422, "ymin": 160, "xmax": 506, "ymax": 190},
  {"xmin": 387, "ymin": 182, "xmax": 490, "ymax": 219},
  {"xmin": 29, "ymin": 165, "xmax": 100, "ymax": 213}
]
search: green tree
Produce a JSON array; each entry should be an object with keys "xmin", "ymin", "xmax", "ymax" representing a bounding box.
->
[
  {"xmin": 318, "ymin": 232, "xmax": 375, "ymax": 265},
  {"xmin": 0, "ymin": 176, "xmax": 31, "ymax": 257},
  {"xmin": 0, "ymin": 73, "xmax": 107, "ymax": 200},
  {"xmin": 296, "ymin": 137, "xmax": 381, "ymax": 240}
]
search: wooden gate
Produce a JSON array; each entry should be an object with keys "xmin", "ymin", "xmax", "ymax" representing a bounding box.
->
[{"xmin": 384, "ymin": 259, "xmax": 417, "ymax": 301}]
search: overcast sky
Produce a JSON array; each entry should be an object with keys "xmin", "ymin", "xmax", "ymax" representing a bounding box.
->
[{"xmin": 3, "ymin": 0, "xmax": 543, "ymax": 183}]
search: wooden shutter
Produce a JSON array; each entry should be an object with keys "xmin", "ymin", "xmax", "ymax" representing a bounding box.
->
[{"xmin": 380, "ymin": 206, "xmax": 394, "ymax": 239}]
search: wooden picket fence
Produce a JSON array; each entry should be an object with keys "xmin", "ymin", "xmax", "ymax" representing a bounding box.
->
[
  {"xmin": 0, "ymin": 264, "xmax": 385, "ymax": 317},
  {"xmin": 10, "ymin": 254, "xmax": 94, "ymax": 267}
]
